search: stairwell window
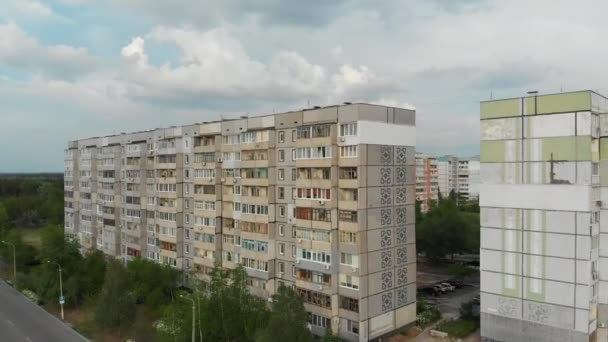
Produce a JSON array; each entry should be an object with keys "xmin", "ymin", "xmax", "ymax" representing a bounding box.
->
[{"xmin": 340, "ymin": 145, "xmax": 357, "ymax": 158}]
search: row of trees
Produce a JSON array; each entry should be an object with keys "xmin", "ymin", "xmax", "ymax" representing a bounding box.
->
[
  {"xmin": 415, "ymin": 191, "xmax": 480, "ymax": 261},
  {"xmin": 0, "ymin": 176, "xmax": 64, "ymax": 227}
]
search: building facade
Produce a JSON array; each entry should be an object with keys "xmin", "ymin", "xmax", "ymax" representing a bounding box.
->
[
  {"xmin": 479, "ymin": 91, "xmax": 607, "ymax": 341},
  {"xmin": 415, "ymin": 153, "xmax": 439, "ymax": 212},
  {"xmin": 64, "ymin": 103, "xmax": 417, "ymax": 341},
  {"xmin": 437, "ymin": 155, "xmax": 457, "ymax": 198}
]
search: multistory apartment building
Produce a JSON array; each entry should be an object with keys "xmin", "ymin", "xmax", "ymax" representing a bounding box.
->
[
  {"xmin": 436, "ymin": 155, "xmax": 480, "ymax": 200},
  {"xmin": 456, "ymin": 156, "xmax": 480, "ymax": 201},
  {"xmin": 415, "ymin": 153, "xmax": 439, "ymax": 212},
  {"xmin": 437, "ymin": 155, "xmax": 457, "ymax": 198},
  {"xmin": 479, "ymin": 90, "xmax": 607, "ymax": 341},
  {"xmin": 64, "ymin": 103, "xmax": 417, "ymax": 341}
]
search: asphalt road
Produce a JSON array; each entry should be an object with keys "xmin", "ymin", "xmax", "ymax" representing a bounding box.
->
[{"xmin": 0, "ymin": 280, "xmax": 88, "ymax": 342}]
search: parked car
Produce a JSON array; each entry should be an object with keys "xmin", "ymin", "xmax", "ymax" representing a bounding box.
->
[
  {"xmin": 445, "ymin": 279, "xmax": 465, "ymax": 288},
  {"xmin": 418, "ymin": 286, "xmax": 441, "ymax": 297},
  {"xmin": 440, "ymin": 282, "xmax": 455, "ymax": 292},
  {"xmin": 433, "ymin": 284, "xmax": 448, "ymax": 294}
]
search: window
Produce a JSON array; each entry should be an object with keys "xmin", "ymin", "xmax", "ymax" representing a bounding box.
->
[
  {"xmin": 194, "ymin": 169, "xmax": 216, "ymax": 178},
  {"xmin": 194, "ymin": 201, "xmax": 216, "ymax": 211},
  {"xmin": 295, "ymin": 208, "xmax": 331, "ymax": 222},
  {"xmin": 279, "ymin": 206, "xmax": 286, "ymax": 217},
  {"xmin": 296, "ymin": 288, "xmax": 331, "ymax": 309},
  {"xmin": 296, "ymin": 269, "xmax": 331, "ymax": 285},
  {"xmin": 292, "ymin": 149, "xmax": 296, "ymax": 161},
  {"xmin": 279, "ymin": 261, "xmax": 285, "ymax": 273},
  {"xmin": 184, "ymin": 244, "xmax": 190, "ymax": 255},
  {"xmin": 295, "ymin": 146, "xmax": 332, "ymax": 159},
  {"xmin": 340, "ymin": 123, "xmax": 357, "ymax": 137},
  {"xmin": 309, "ymin": 314, "xmax": 331, "ymax": 329},
  {"xmin": 278, "ymin": 187, "xmax": 285, "ymax": 200},
  {"xmin": 235, "ymin": 203, "xmax": 269, "ymax": 216},
  {"xmin": 194, "ymin": 216, "xmax": 216, "ymax": 227},
  {"xmin": 194, "ymin": 152, "xmax": 215, "ymax": 163},
  {"xmin": 339, "ymin": 274, "xmax": 360, "ymax": 290},
  {"xmin": 278, "ymin": 168, "xmax": 285, "ymax": 180},
  {"xmin": 292, "ymin": 245, "xmax": 296, "ymax": 257},
  {"xmin": 296, "ymin": 228, "xmax": 331, "ymax": 242},
  {"xmin": 291, "ymin": 168, "xmax": 297, "ymax": 181},
  {"xmin": 340, "ymin": 252, "xmax": 359, "ymax": 267},
  {"xmin": 233, "ymin": 185, "xmax": 241, "ymax": 195},
  {"xmin": 339, "ymin": 210, "xmax": 358, "ymax": 223},
  {"xmin": 185, "ymin": 214, "xmax": 190, "ymax": 224},
  {"xmin": 279, "ymin": 243, "xmax": 285, "ymax": 255},
  {"xmin": 346, "ymin": 320, "xmax": 359, "ymax": 335},
  {"xmin": 222, "ymin": 151, "xmax": 241, "ymax": 161},
  {"xmin": 242, "ymin": 239, "xmax": 268, "ymax": 253},
  {"xmin": 339, "ymin": 167, "xmax": 358, "ymax": 179},
  {"xmin": 185, "ymin": 154, "xmax": 190, "ymax": 164},
  {"xmin": 297, "ymin": 125, "xmax": 331, "ymax": 139},
  {"xmin": 278, "ymin": 224, "xmax": 285, "ymax": 236},
  {"xmin": 222, "ymin": 135, "xmax": 240, "ymax": 145},
  {"xmin": 340, "ymin": 189, "xmax": 358, "ymax": 201},
  {"xmin": 278, "ymin": 131, "xmax": 285, "ymax": 143},
  {"xmin": 240, "ymin": 257, "xmax": 269, "ymax": 272},
  {"xmin": 339, "ymin": 296, "xmax": 359, "ymax": 312},
  {"xmin": 279, "ymin": 150, "xmax": 285, "ymax": 162},
  {"xmin": 298, "ymin": 248, "xmax": 331, "ymax": 264},
  {"xmin": 240, "ymin": 222, "xmax": 269, "ymax": 234},
  {"xmin": 185, "ymin": 199, "xmax": 190, "ymax": 209},
  {"xmin": 340, "ymin": 145, "xmax": 358, "ymax": 158},
  {"xmin": 292, "ymin": 129, "xmax": 297, "ymax": 142},
  {"xmin": 296, "ymin": 188, "xmax": 331, "ymax": 200}
]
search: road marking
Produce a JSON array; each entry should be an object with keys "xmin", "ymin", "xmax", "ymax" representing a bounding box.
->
[{"xmin": 6, "ymin": 319, "xmax": 15, "ymax": 326}]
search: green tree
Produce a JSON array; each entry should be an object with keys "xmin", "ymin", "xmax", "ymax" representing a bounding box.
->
[
  {"xmin": 447, "ymin": 263, "xmax": 475, "ymax": 280},
  {"xmin": 36, "ymin": 225, "xmax": 83, "ymax": 305},
  {"xmin": 127, "ymin": 257, "xmax": 178, "ymax": 312},
  {"xmin": 258, "ymin": 285, "xmax": 312, "ymax": 342},
  {"xmin": 416, "ymin": 198, "xmax": 468, "ymax": 260},
  {"xmin": 94, "ymin": 260, "xmax": 136, "ymax": 333}
]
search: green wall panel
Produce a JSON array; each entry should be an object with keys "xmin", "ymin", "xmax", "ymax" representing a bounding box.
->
[
  {"xmin": 481, "ymin": 98, "xmax": 520, "ymax": 119},
  {"xmin": 534, "ymin": 91, "xmax": 591, "ymax": 114},
  {"xmin": 540, "ymin": 136, "xmax": 591, "ymax": 161},
  {"xmin": 481, "ymin": 141, "xmax": 505, "ymax": 162}
]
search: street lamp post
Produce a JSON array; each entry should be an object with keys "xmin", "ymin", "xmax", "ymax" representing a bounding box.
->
[
  {"xmin": 1, "ymin": 240, "xmax": 16, "ymax": 283},
  {"xmin": 47, "ymin": 260, "xmax": 64, "ymax": 321},
  {"xmin": 181, "ymin": 295, "xmax": 195, "ymax": 342}
]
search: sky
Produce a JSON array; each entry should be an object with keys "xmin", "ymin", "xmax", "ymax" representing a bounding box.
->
[{"xmin": 1, "ymin": 0, "xmax": 608, "ymax": 172}]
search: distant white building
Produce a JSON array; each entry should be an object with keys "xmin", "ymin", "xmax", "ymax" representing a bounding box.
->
[{"xmin": 436, "ymin": 155, "xmax": 480, "ymax": 200}]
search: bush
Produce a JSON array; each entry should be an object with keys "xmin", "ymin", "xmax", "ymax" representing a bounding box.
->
[{"xmin": 416, "ymin": 299, "xmax": 441, "ymax": 327}]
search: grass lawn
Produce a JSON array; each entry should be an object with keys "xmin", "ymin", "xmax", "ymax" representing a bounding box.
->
[
  {"xmin": 436, "ymin": 319, "xmax": 479, "ymax": 338},
  {"xmin": 19, "ymin": 228, "xmax": 43, "ymax": 249}
]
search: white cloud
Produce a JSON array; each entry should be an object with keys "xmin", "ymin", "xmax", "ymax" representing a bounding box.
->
[
  {"xmin": 116, "ymin": 26, "xmax": 395, "ymax": 106},
  {"xmin": 0, "ymin": 21, "xmax": 98, "ymax": 77}
]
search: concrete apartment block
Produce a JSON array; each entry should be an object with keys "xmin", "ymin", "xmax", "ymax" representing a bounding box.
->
[
  {"xmin": 415, "ymin": 153, "xmax": 439, "ymax": 212},
  {"xmin": 64, "ymin": 103, "xmax": 417, "ymax": 341},
  {"xmin": 479, "ymin": 90, "xmax": 607, "ymax": 342}
]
